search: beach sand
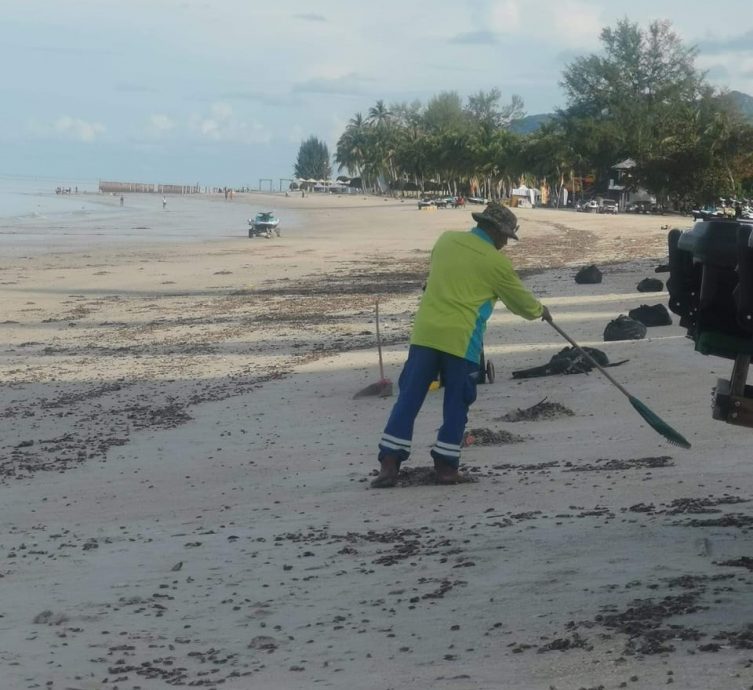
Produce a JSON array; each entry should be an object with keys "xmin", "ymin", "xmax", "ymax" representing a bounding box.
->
[{"xmin": 1, "ymin": 193, "xmax": 752, "ymax": 689}]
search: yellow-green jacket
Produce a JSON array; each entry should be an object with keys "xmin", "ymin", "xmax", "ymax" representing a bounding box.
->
[{"xmin": 410, "ymin": 227, "xmax": 543, "ymax": 363}]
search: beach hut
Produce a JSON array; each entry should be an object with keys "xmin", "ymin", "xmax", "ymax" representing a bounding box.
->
[{"xmin": 511, "ymin": 185, "xmax": 540, "ymax": 208}]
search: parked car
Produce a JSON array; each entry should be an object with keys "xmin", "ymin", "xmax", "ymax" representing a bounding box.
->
[
  {"xmin": 599, "ymin": 199, "xmax": 618, "ymax": 214},
  {"xmin": 626, "ymin": 201, "xmax": 652, "ymax": 214},
  {"xmin": 417, "ymin": 198, "xmax": 436, "ymax": 209},
  {"xmin": 584, "ymin": 199, "xmax": 599, "ymax": 212}
]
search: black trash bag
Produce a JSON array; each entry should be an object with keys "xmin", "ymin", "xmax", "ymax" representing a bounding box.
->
[
  {"xmin": 512, "ymin": 346, "xmax": 627, "ymax": 379},
  {"xmin": 575, "ymin": 264, "xmax": 603, "ymax": 284},
  {"xmin": 628, "ymin": 304, "xmax": 672, "ymax": 327},
  {"xmin": 637, "ymin": 277, "xmax": 664, "ymax": 292},
  {"xmin": 604, "ymin": 314, "xmax": 647, "ymax": 341}
]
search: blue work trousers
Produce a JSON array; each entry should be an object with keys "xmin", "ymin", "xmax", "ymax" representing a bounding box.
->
[{"xmin": 378, "ymin": 345, "xmax": 479, "ymax": 469}]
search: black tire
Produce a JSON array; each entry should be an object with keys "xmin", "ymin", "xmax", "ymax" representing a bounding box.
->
[{"xmin": 485, "ymin": 360, "xmax": 495, "ymax": 384}]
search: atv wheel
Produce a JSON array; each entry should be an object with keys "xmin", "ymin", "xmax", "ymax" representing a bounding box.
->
[{"xmin": 485, "ymin": 360, "xmax": 495, "ymax": 384}]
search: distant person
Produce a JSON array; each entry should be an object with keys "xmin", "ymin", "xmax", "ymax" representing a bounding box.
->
[
  {"xmin": 162, "ymin": 196, "xmax": 167, "ymax": 209},
  {"xmin": 120, "ymin": 195, "xmax": 124, "ymax": 207},
  {"xmin": 224, "ymin": 187, "xmax": 228, "ymax": 200},
  {"xmin": 75, "ymin": 186, "xmax": 78, "ymax": 194}
]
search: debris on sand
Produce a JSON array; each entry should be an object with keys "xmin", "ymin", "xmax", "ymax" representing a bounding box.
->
[
  {"xmin": 715, "ymin": 556, "xmax": 753, "ymax": 571},
  {"xmin": 462, "ymin": 428, "xmax": 525, "ymax": 447},
  {"xmin": 537, "ymin": 633, "xmax": 591, "ymax": 653},
  {"xmin": 603, "ymin": 315, "xmax": 647, "ymax": 341},
  {"xmin": 563, "ymin": 456, "xmax": 673, "ymax": 472},
  {"xmin": 628, "ymin": 303, "xmax": 672, "ymax": 327},
  {"xmin": 498, "ymin": 398, "xmax": 575, "ymax": 423},
  {"xmin": 665, "ymin": 495, "xmax": 747, "ymax": 515},
  {"xmin": 574, "ymin": 264, "xmax": 603, "ymax": 284},
  {"xmin": 713, "ymin": 625, "xmax": 753, "ymax": 649},
  {"xmin": 637, "ymin": 277, "xmax": 664, "ymax": 292},
  {"xmin": 683, "ymin": 513, "xmax": 753, "ymax": 528},
  {"xmin": 595, "ymin": 591, "xmax": 705, "ymax": 655},
  {"xmin": 512, "ymin": 346, "xmax": 627, "ymax": 379}
]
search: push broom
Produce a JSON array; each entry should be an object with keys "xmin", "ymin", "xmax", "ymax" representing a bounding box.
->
[
  {"xmin": 353, "ymin": 298, "xmax": 394, "ymax": 398},
  {"xmin": 547, "ymin": 319, "xmax": 691, "ymax": 449}
]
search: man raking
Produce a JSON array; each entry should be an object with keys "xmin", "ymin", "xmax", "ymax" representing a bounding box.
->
[{"xmin": 373, "ymin": 202, "xmax": 552, "ymax": 487}]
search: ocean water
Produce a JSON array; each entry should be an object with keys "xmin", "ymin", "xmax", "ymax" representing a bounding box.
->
[
  {"xmin": 0, "ymin": 175, "xmax": 102, "ymax": 219},
  {"xmin": 0, "ymin": 174, "xmax": 298, "ymax": 257}
]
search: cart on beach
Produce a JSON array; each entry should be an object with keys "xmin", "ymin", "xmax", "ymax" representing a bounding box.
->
[{"xmin": 248, "ymin": 211, "xmax": 281, "ymax": 238}]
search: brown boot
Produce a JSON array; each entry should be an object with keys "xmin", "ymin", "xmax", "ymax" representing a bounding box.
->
[
  {"xmin": 371, "ymin": 455, "xmax": 400, "ymax": 488},
  {"xmin": 434, "ymin": 458, "xmax": 460, "ymax": 484}
]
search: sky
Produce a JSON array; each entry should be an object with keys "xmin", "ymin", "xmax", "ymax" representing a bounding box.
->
[{"xmin": 2, "ymin": 0, "xmax": 753, "ymax": 187}]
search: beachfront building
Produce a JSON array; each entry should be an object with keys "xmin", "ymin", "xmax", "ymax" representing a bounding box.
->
[{"xmin": 608, "ymin": 159, "xmax": 655, "ymax": 210}]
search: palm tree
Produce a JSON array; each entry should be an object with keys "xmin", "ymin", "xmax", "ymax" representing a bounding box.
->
[
  {"xmin": 363, "ymin": 100, "xmax": 397, "ymax": 192},
  {"xmin": 367, "ymin": 100, "xmax": 392, "ymax": 127},
  {"xmin": 335, "ymin": 113, "xmax": 368, "ymax": 178}
]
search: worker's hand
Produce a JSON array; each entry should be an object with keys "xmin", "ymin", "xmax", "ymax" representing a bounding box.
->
[{"xmin": 540, "ymin": 305, "xmax": 552, "ymax": 322}]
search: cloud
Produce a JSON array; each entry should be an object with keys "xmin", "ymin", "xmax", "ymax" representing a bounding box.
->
[
  {"xmin": 56, "ymin": 117, "xmax": 105, "ymax": 142},
  {"xmin": 549, "ymin": 1, "xmax": 603, "ymax": 48},
  {"xmin": 189, "ymin": 103, "xmax": 270, "ymax": 144},
  {"xmin": 466, "ymin": 0, "xmax": 602, "ymax": 48},
  {"xmin": 146, "ymin": 113, "xmax": 176, "ymax": 137},
  {"xmin": 220, "ymin": 90, "xmax": 303, "ymax": 107},
  {"xmin": 292, "ymin": 73, "xmax": 371, "ymax": 96},
  {"xmin": 295, "ymin": 13, "xmax": 326, "ymax": 22},
  {"xmin": 28, "ymin": 116, "xmax": 106, "ymax": 142},
  {"xmin": 699, "ymin": 30, "xmax": 753, "ymax": 56},
  {"xmin": 449, "ymin": 30, "xmax": 499, "ymax": 45},
  {"xmin": 489, "ymin": 0, "xmax": 521, "ymax": 33}
]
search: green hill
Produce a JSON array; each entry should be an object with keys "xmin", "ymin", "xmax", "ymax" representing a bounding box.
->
[
  {"xmin": 730, "ymin": 90, "xmax": 753, "ymax": 120},
  {"xmin": 508, "ymin": 113, "xmax": 553, "ymax": 134}
]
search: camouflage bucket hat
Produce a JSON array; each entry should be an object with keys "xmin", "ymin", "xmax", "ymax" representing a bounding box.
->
[{"xmin": 472, "ymin": 202, "xmax": 519, "ymax": 240}]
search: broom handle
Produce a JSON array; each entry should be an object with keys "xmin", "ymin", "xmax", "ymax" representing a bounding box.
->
[
  {"xmin": 547, "ymin": 319, "xmax": 632, "ymax": 399},
  {"xmin": 376, "ymin": 299, "xmax": 385, "ymax": 380}
]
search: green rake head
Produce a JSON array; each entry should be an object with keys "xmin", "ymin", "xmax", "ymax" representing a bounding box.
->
[{"xmin": 629, "ymin": 396, "xmax": 691, "ymax": 449}]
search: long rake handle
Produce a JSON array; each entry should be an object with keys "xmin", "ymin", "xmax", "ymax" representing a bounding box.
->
[
  {"xmin": 376, "ymin": 299, "xmax": 385, "ymax": 381},
  {"xmin": 547, "ymin": 319, "xmax": 632, "ymax": 399}
]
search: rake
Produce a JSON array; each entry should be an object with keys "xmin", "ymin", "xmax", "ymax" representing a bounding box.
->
[{"xmin": 547, "ymin": 319, "xmax": 691, "ymax": 449}]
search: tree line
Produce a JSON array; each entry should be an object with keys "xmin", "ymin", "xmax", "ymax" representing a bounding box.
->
[{"xmin": 295, "ymin": 19, "xmax": 753, "ymax": 209}]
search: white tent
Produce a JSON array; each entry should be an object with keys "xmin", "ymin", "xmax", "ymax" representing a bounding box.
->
[{"xmin": 511, "ymin": 185, "xmax": 540, "ymax": 207}]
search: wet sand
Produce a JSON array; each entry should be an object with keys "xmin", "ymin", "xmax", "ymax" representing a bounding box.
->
[{"xmin": 1, "ymin": 193, "xmax": 751, "ymax": 689}]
